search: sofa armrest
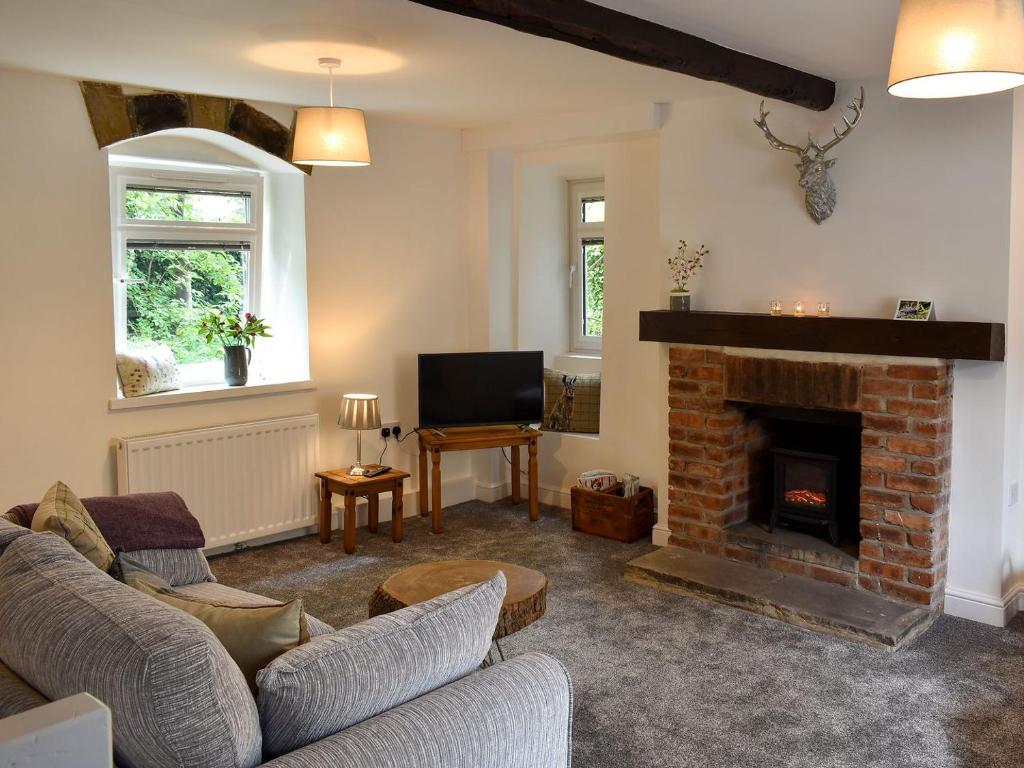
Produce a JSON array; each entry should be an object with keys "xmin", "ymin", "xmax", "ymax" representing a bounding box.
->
[
  {"xmin": 0, "ymin": 661, "xmax": 48, "ymax": 719},
  {"xmin": 261, "ymin": 652, "xmax": 572, "ymax": 768}
]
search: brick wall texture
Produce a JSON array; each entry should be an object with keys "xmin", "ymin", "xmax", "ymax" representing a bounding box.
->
[{"xmin": 667, "ymin": 345, "xmax": 952, "ymax": 610}]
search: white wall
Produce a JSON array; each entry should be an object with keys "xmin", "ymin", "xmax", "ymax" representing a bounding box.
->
[
  {"xmin": 468, "ymin": 135, "xmax": 663, "ymax": 506},
  {"xmin": 0, "ymin": 66, "xmax": 474, "ymax": 520},
  {"xmin": 1005, "ymin": 88, "xmax": 1024, "ymax": 617}
]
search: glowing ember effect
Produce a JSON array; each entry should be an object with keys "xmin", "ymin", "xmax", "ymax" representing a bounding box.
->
[{"xmin": 784, "ymin": 488, "xmax": 827, "ymax": 506}]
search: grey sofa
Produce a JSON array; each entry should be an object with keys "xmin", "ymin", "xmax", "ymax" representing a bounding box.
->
[{"xmin": 0, "ymin": 518, "xmax": 572, "ymax": 768}]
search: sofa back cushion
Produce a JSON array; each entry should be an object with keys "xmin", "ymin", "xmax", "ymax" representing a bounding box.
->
[
  {"xmin": 256, "ymin": 572, "xmax": 506, "ymax": 757},
  {"xmin": 0, "ymin": 533, "xmax": 262, "ymax": 768},
  {"xmin": 0, "ymin": 519, "xmax": 30, "ymax": 556},
  {"xmin": 8, "ymin": 490, "xmax": 205, "ymax": 551}
]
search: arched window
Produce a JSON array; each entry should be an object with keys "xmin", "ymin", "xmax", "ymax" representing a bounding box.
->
[{"xmin": 107, "ymin": 130, "xmax": 309, "ymax": 399}]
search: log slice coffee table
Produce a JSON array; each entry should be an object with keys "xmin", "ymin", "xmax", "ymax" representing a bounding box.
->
[{"xmin": 369, "ymin": 559, "xmax": 548, "ymax": 662}]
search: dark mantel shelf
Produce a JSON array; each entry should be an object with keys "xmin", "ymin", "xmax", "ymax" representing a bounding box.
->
[{"xmin": 638, "ymin": 311, "xmax": 1005, "ymax": 362}]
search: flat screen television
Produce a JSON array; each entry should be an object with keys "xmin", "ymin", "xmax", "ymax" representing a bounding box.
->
[{"xmin": 418, "ymin": 351, "xmax": 544, "ymax": 429}]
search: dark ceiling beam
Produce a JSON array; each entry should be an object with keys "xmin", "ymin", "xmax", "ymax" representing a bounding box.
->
[{"xmin": 407, "ymin": 0, "xmax": 836, "ymax": 110}]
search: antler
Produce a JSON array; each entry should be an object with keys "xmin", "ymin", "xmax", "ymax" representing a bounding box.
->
[
  {"xmin": 754, "ymin": 100, "xmax": 807, "ymax": 155},
  {"xmin": 810, "ymin": 86, "xmax": 865, "ymax": 155}
]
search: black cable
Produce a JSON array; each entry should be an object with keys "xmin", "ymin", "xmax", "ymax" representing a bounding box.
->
[
  {"xmin": 377, "ymin": 439, "xmax": 388, "ymax": 466},
  {"xmin": 500, "ymin": 447, "xmax": 530, "ymax": 476}
]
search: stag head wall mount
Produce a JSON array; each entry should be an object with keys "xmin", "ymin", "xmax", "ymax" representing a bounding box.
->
[{"xmin": 754, "ymin": 87, "xmax": 865, "ymax": 224}]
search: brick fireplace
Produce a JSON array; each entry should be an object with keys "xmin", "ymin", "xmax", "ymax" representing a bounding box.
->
[{"xmin": 666, "ymin": 345, "xmax": 952, "ymax": 611}]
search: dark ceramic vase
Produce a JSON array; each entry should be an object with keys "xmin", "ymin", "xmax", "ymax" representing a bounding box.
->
[{"xmin": 224, "ymin": 345, "xmax": 252, "ymax": 386}]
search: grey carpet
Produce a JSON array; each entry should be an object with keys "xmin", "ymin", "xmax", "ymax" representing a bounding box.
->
[{"xmin": 210, "ymin": 500, "xmax": 1024, "ymax": 768}]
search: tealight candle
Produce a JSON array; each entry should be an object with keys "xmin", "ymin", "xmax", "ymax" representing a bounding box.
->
[
  {"xmin": 817, "ymin": 302, "xmax": 831, "ymax": 318},
  {"xmin": 768, "ymin": 300, "xmax": 782, "ymax": 316},
  {"xmin": 793, "ymin": 301, "xmax": 805, "ymax": 317}
]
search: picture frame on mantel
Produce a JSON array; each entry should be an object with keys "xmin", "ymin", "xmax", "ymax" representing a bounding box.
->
[{"xmin": 894, "ymin": 299, "xmax": 935, "ymax": 322}]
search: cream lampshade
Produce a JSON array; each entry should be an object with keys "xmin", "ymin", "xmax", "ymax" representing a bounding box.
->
[
  {"xmin": 292, "ymin": 57, "xmax": 372, "ymax": 167},
  {"xmin": 339, "ymin": 394, "xmax": 381, "ymax": 476},
  {"xmin": 888, "ymin": 0, "xmax": 1024, "ymax": 98}
]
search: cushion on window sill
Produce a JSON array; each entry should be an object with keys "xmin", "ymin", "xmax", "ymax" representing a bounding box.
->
[
  {"xmin": 543, "ymin": 368, "xmax": 601, "ymax": 434},
  {"xmin": 116, "ymin": 343, "xmax": 181, "ymax": 398}
]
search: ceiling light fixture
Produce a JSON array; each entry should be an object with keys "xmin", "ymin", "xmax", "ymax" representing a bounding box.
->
[
  {"xmin": 292, "ymin": 57, "xmax": 371, "ymax": 166},
  {"xmin": 888, "ymin": 0, "xmax": 1024, "ymax": 98}
]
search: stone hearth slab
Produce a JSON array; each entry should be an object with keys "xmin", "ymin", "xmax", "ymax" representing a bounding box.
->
[{"xmin": 625, "ymin": 547, "xmax": 933, "ymax": 650}]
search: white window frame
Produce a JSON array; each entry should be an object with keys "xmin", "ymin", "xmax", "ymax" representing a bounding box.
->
[
  {"xmin": 108, "ymin": 161, "xmax": 263, "ymax": 387},
  {"xmin": 569, "ymin": 179, "xmax": 605, "ymax": 353}
]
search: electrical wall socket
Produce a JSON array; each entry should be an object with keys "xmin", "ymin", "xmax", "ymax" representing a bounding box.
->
[{"xmin": 380, "ymin": 421, "xmax": 400, "ymax": 438}]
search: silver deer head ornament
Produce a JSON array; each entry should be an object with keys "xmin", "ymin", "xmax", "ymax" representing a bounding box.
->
[{"xmin": 754, "ymin": 87, "xmax": 865, "ymax": 224}]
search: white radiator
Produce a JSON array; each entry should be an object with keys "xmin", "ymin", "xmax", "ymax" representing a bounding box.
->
[{"xmin": 116, "ymin": 414, "xmax": 320, "ymax": 549}]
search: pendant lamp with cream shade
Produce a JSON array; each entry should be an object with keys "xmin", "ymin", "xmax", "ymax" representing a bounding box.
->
[
  {"xmin": 888, "ymin": 0, "xmax": 1024, "ymax": 98},
  {"xmin": 292, "ymin": 57, "xmax": 371, "ymax": 166}
]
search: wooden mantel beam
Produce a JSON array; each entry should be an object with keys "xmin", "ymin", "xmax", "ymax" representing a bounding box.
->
[{"xmin": 407, "ymin": 0, "xmax": 836, "ymax": 110}]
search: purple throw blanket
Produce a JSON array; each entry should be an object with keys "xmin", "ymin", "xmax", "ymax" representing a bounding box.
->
[{"xmin": 5, "ymin": 492, "xmax": 205, "ymax": 551}]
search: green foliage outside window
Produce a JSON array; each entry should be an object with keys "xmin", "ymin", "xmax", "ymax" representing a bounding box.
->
[
  {"xmin": 583, "ymin": 240, "xmax": 604, "ymax": 337},
  {"xmin": 124, "ymin": 190, "xmax": 249, "ymax": 365}
]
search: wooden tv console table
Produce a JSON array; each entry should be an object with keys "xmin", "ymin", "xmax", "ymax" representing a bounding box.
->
[{"xmin": 417, "ymin": 426, "xmax": 541, "ymax": 533}]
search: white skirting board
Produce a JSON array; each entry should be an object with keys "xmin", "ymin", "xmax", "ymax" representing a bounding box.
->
[
  {"xmin": 476, "ymin": 479, "xmax": 570, "ymax": 508},
  {"xmin": 943, "ymin": 584, "xmax": 1023, "ymax": 627}
]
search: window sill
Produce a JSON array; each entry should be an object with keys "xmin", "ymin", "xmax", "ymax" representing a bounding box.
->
[
  {"xmin": 553, "ymin": 353, "xmax": 602, "ymax": 375},
  {"xmin": 108, "ymin": 379, "xmax": 315, "ymax": 411}
]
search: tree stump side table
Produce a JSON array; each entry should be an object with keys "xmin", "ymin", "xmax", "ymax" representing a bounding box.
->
[{"xmin": 369, "ymin": 559, "xmax": 548, "ymax": 660}]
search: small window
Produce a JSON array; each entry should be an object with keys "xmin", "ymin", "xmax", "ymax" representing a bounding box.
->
[
  {"xmin": 111, "ymin": 167, "xmax": 262, "ymax": 386},
  {"xmin": 570, "ymin": 180, "xmax": 605, "ymax": 352}
]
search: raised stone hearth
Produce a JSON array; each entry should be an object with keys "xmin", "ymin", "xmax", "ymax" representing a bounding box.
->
[{"xmin": 631, "ymin": 343, "xmax": 954, "ymax": 645}]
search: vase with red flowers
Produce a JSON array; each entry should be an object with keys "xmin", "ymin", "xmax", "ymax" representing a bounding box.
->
[{"xmin": 198, "ymin": 310, "xmax": 272, "ymax": 386}]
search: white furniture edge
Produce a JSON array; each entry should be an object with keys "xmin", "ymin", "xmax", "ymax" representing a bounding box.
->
[{"xmin": 0, "ymin": 692, "xmax": 112, "ymax": 768}]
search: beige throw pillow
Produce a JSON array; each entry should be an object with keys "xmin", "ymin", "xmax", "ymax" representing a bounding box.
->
[
  {"xmin": 131, "ymin": 575, "xmax": 306, "ymax": 692},
  {"xmin": 31, "ymin": 482, "xmax": 115, "ymax": 572},
  {"xmin": 116, "ymin": 343, "xmax": 180, "ymax": 398}
]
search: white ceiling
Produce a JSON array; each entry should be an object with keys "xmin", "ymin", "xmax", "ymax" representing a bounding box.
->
[{"xmin": 0, "ymin": 0, "xmax": 901, "ymax": 127}]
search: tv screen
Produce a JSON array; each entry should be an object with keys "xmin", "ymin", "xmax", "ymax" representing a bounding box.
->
[{"xmin": 418, "ymin": 351, "xmax": 544, "ymax": 429}]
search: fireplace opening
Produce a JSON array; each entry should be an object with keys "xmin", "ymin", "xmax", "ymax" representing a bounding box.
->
[
  {"xmin": 744, "ymin": 405, "xmax": 862, "ymax": 556},
  {"xmin": 771, "ymin": 448, "xmax": 840, "ymax": 545}
]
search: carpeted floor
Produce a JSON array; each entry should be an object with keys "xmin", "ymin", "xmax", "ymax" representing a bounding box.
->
[{"xmin": 210, "ymin": 500, "xmax": 1024, "ymax": 768}]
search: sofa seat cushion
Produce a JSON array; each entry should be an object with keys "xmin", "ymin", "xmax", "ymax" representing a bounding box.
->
[
  {"xmin": 30, "ymin": 482, "xmax": 115, "ymax": 571},
  {"xmin": 257, "ymin": 572, "xmax": 506, "ymax": 758},
  {"xmin": 0, "ymin": 533, "xmax": 262, "ymax": 768}
]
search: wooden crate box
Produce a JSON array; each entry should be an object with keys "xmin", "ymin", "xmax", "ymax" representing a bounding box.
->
[{"xmin": 571, "ymin": 483, "xmax": 655, "ymax": 543}]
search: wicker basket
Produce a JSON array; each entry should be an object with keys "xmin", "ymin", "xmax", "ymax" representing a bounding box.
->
[{"xmin": 570, "ymin": 483, "xmax": 655, "ymax": 543}]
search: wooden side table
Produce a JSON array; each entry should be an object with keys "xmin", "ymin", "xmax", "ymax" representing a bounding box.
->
[
  {"xmin": 417, "ymin": 427, "xmax": 541, "ymax": 534},
  {"xmin": 315, "ymin": 469, "xmax": 411, "ymax": 554}
]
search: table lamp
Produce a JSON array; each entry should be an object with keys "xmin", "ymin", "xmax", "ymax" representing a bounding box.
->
[{"xmin": 339, "ymin": 393, "xmax": 381, "ymax": 476}]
